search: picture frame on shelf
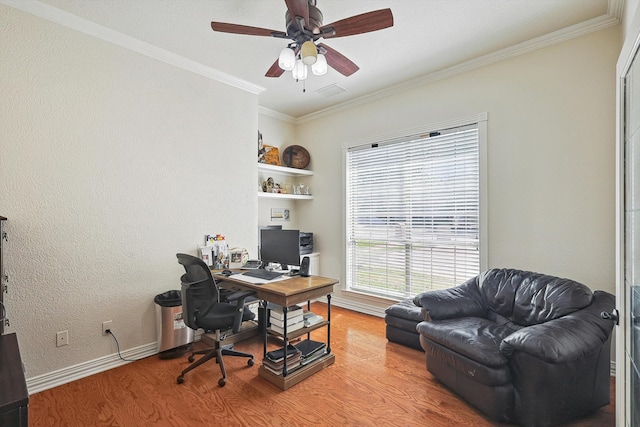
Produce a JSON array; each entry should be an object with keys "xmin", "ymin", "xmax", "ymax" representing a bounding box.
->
[
  {"xmin": 229, "ymin": 248, "xmax": 244, "ymax": 269},
  {"xmin": 271, "ymin": 208, "xmax": 290, "ymax": 221}
]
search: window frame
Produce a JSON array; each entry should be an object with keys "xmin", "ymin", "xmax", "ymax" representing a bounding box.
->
[{"xmin": 341, "ymin": 113, "xmax": 488, "ymax": 298}]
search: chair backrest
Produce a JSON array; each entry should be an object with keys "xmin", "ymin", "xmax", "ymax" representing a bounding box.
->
[
  {"xmin": 176, "ymin": 253, "xmax": 221, "ymax": 330},
  {"xmin": 478, "ymin": 268, "xmax": 594, "ymax": 326}
]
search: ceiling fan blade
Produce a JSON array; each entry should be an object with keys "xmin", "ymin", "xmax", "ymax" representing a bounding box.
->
[
  {"xmin": 265, "ymin": 58, "xmax": 286, "ymax": 78},
  {"xmin": 285, "ymin": 0, "xmax": 309, "ymax": 30},
  {"xmin": 318, "ymin": 43, "xmax": 359, "ymax": 76},
  {"xmin": 265, "ymin": 46, "xmax": 299, "ymax": 78},
  {"xmin": 211, "ymin": 22, "xmax": 287, "ymax": 38},
  {"xmin": 319, "ymin": 9, "xmax": 393, "ymax": 39}
]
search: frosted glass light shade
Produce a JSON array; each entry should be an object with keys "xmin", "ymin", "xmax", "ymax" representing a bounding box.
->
[
  {"xmin": 311, "ymin": 53, "xmax": 328, "ymax": 76},
  {"xmin": 300, "ymin": 41, "xmax": 317, "ymax": 65},
  {"xmin": 292, "ymin": 59, "xmax": 308, "ymax": 80},
  {"xmin": 278, "ymin": 47, "xmax": 296, "ymax": 71}
]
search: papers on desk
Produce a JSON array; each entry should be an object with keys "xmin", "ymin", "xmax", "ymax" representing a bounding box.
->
[{"xmin": 229, "ymin": 274, "xmax": 292, "ymax": 285}]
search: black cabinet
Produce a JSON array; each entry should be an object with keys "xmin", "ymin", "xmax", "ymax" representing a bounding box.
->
[
  {"xmin": 0, "ymin": 215, "xmax": 5, "ymax": 335},
  {"xmin": 0, "ymin": 333, "xmax": 28, "ymax": 426}
]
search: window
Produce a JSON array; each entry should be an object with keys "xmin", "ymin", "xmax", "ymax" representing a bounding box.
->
[{"xmin": 345, "ymin": 118, "xmax": 485, "ymax": 299}]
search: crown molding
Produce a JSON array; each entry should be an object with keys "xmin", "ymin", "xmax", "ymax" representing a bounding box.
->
[
  {"xmin": 3, "ymin": 0, "xmax": 621, "ymax": 123},
  {"xmin": 296, "ymin": 9, "xmax": 621, "ymax": 124},
  {"xmin": 0, "ymin": 0, "xmax": 265, "ymax": 95},
  {"xmin": 609, "ymin": 0, "xmax": 624, "ymax": 20},
  {"xmin": 258, "ymin": 106, "xmax": 297, "ymax": 123}
]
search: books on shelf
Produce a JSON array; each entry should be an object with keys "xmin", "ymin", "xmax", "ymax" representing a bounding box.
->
[
  {"xmin": 269, "ymin": 304, "xmax": 304, "ymax": 334},
  {"xmin": 294, "ymin": 339, "xmax": 327, "ymax": 366},
  {"xmin": 263, "ymin": 344, "xmax": 302, "ymax": 375},
  {"xmin": 270, "ymin": 320, "xmax": 304, "ymax": 335},
  {"xmin": 262, "ymin": 359, "xmax": 301, "ymax": 375},
  {"xmin": 295, "ymin": 339, "xmax": 325, "ymax": 357},
  {"xmin": 269, "ymin": 304, "xmax": 303, "ymax": 321},
  {"xmin": 301, "ymin": 349, "xmax": 327, "ymax": 366},
  {"xmin": 265, "ymin": 344, "xmax": 299, "ymax": 362},
  {"xmin": 269, "ymin": 315, "xmax": 303, "ymax": 329},
  {"xmin": 303, "ymin": 310, "xmax": 324, "ymax": 327}
]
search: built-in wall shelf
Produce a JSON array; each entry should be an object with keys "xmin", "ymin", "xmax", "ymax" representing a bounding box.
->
[
  {"xmin": 258, "ymin": 192, "xmax": 313, "ymax": 200},
  {"xmin": 258, "ymin": 163, "xmax": 313, "ymax": 177},
  {"xmin": 258, "ymin": 163, "xmax": 313, "ymax": 200}
]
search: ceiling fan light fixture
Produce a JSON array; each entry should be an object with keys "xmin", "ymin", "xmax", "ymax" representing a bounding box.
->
[
  {"xmin": 278, "ymin": 47, "xmax": 296, "ymax": 71},
  {"xmin": 312, "ymin": 53, "xmax": 328, "ymax": 76},
  {"xmin": 211, "ymin": 3, "xmax": 394, "ymax": 80},
  {"xmin": 292, "ymin": 59, "xmax": 308, "ymax": 81},
  {"xmin": 300, "ymin": 41, "xmax": 317, "ymax": 65}
]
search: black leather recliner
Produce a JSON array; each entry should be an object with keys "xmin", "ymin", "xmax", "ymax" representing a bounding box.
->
[{"xmin": 415, "ymin": 268, "xmax": 615, "ymax": 427}]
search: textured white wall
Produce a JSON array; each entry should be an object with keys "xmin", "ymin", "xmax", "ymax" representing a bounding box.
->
[
  {"xmin": 0, "ymin": 6, "xmax": 258, "ymax": 378},
  {"xmin": 295, "ymin": 26, "xmax": 621, "ymax": 308}
]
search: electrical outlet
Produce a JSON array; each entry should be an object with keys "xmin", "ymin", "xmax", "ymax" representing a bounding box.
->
[
  {"xmin": 56, "ymin": 330, "xmax": 68, "ymax": 347},
  {"xmin": 102, "ymin": 320, "xmax": 112, "ymax": 335}
]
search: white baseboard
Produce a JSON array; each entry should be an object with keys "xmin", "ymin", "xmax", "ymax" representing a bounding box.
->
[
  {"xmin": 25, "ymin": 297, "xmax": 387, "ymax": 394},
  {"xmin": 26, "ymin": 342, "xmax": 158, "ymax": 394},
  {"xmin": 26, "ymin": 305, "xmax": 618, "ymax": 394},
  {"xmin": 325, "ymin": 296, "xmax": 387, "ymax": 318}
]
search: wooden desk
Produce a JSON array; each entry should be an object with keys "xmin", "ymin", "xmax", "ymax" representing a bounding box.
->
[
  {"xmin": 0, "ymin": 333, "xmax": 28, "ymax": 426},
  {"xmin": 218, "ymin": 274, "xmax": 337, "ymax": 390}
]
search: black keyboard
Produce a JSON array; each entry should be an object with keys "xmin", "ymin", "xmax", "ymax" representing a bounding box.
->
[{"xmin": 242, "ymin": 269, "xmax": 283, "ymax": 280}]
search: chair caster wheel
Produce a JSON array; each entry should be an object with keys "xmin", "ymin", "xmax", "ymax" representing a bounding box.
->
[
  {"xmin": 218, "ymin": 378, "xmax": 226, "ymax": 387},
  {"xmin": 247, "ymin": 358, "xmax": 255, "ymax": 367},
  {"xmin": 177, "ymin": 376, "xmax": 184, "ymax": 384},
  {"xmin": 188, "ymin": 355, "xmax": 195, "ymax": 363}
]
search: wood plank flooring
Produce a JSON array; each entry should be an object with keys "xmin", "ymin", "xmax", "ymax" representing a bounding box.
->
[{"xmin": 29, "ymin": 304, "xmax": 614, "ymax": 426}]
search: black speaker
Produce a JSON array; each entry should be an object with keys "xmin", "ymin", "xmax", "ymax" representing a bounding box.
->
[{"xmin": 300, "ymin": 256, "xmax": 310, "ymax": 277}]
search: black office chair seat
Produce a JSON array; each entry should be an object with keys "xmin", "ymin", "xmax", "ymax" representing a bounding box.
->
[
  {"xmin": 176, "ymin": 253, "xmax": 256, "ymax": 387},
  {"xmin": 197, "ymin": 305, "xmax": 239, "ymax": 328}
]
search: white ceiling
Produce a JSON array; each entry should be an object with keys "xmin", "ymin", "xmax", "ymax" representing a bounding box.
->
[{"xmin": 31, "ymin": 0, "xmax": 619, "ymax": 119}]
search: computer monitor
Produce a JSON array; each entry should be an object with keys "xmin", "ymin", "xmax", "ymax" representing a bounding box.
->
[{"xmin": 259, "ymin": 229, "xmax": 300, "ymax": 270}]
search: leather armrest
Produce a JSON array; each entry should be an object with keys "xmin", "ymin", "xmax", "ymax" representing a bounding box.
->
[
  {"xmin": 500, "ymin": 291, "xmax": 615, "ymax": 363},
  {"xmin": 413, "ymin": 276, "xmax": 485, "ymax": 321}
]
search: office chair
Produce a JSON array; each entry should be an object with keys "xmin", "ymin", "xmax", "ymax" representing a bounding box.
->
[{"xmin": 176, "ymin": 253, "xmax": 255, "ymax": 387}]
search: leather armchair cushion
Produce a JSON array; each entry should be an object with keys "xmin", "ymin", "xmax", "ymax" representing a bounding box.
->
[
  {"xmin": 385, "ymin": 298, "xmax": 424, "ymax": 350},
  {"xmin": 500, "ymin": 290, "xmax": 615, "ymax": 363},
  {"xmin": 423, "ymin": 337, "xmax": 512, "ymax": 387},
  {"xmin": 417, "ymin": 317, "xmax": 516, "ymax": 367},
  {"xmin": 414, "ymin": 277, "xmax": 486, "ymax": 320},
  {"xmin": 385, "ymin": 315, "xmax": 420, "ymax": 333},
  {"xmin": 384, "ymin": 298, "xmax": 422, "ymax": 323},
  {"xmin": 478, "ymin": 269, "xmax": 593, "ymax": 326}
]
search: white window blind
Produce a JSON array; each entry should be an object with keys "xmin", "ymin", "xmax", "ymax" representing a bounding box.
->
[{"xmin": 346, "ymin": 124, "xmax": 480, "ymax": 298}]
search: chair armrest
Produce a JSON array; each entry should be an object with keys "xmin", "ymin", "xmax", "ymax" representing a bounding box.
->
[
  {"xmin": 226, "ymin": 290, "xmax": 256, "ymax": 332},
  {"xmin": 225, "ymin": 290, "xmax": 255, "ymax": 304},
  {"xmin": 500, "ymin": 291, "xmax": 615, "ymax": 363},
  {"xmin": 413, "ymin": 276, "xmax": 485, "ymax": 321}
]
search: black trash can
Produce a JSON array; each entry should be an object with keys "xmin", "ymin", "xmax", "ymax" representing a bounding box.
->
[{"xmin": 154, "ymin": 290, "xmax": 193, "ymax": 359}]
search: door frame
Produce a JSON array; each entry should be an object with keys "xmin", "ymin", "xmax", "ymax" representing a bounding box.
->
[{"xmin": 616, "ymin": 6, "xmax": 640, "ymax": 426}]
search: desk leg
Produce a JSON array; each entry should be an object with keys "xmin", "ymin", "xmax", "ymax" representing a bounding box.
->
[
  {"xmin": 261, "ymin": 300, "xmax": 267, "ymax": 357},
  {"xmin": 306, "ymin": 301, "xmax": 311, "ymax": 340},
  {"xmin": 327, "ymin": 294, "xmax": 332, "ymax": 355},
  {"xmin": 282, "ymin": 306, "xmax": 288, "ymax": 377}
]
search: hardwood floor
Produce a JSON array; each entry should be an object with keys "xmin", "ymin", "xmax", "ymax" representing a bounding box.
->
[{"xmin": 30, "ymin": 304, "xmax": 614, "ymax": 426}]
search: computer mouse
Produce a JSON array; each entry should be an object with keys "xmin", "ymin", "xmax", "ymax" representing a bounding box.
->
[{"xmin": 221, "ymin": 269, "xmax": 233, "ymax": 277}]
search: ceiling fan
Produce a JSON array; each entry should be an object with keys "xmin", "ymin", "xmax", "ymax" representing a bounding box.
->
[{"xmin": 210, "ymin": 0, "xmax": 393, "ymax": 79}]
